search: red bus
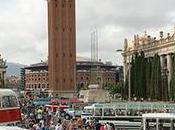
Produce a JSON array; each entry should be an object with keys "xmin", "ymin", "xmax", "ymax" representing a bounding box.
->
[{"xmin": 0, "ymin": 89, "xmax": 21, "ymax": 124}]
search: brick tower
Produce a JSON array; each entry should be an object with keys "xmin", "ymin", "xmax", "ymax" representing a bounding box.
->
[{"xmin": 47, "ymin": 0, "xmax": 76, "ymax": 97}]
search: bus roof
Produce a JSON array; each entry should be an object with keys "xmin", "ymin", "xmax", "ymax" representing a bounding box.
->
[
  {"xmin": 0, "ymin": 89, "xmax": 16, "ymax": 97},
  {"xmin": 0, "ymin": 126, "xmax": 29, "ymax": 130},
  {"xmin": 142, "ymin": 113, "xmax": 175, "ymax": 119},
  {"xmin": 84, "ymin": 106, "xmax": 93, "ymax": 109},
  {"xmin": 84, "ymin": 102, "xmax": 175, "ymax": 110}
]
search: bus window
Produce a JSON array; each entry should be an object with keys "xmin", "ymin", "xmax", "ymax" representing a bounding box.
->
[
  {"xmin": 104, "ymin": 108, "xmax": 115, "ymax": 116},
  {"xmin": 84, "ymin": 109, "xmax": 93, "ymax": 114},
  {"xmin": 94, "ymin": 108, "xmax": 102, "ymax": 116},
  {"xmin": 10, "ymin": 96, "xmax": 18, "ymax": 107},
  {"xmin": 2, "ymin": 96, "xmax": 18, "ymax": 108}
]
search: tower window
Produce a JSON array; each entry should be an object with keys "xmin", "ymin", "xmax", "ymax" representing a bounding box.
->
[
  {"xmin": 63, "ymin": 53, "xmax": 65, "ymax": 57},
  {"xmin": 56, "ymin": 53, "xmax": 58, "ymax": 57},
  {"xmin": 62, "ymin": 28, "xmax": 65, "ymax": 32},
  {"xmin": 62, "ymin": 4, "xmax": 65, "ymax": 8},
  {"xmin": 38, "ymin": 84, "xmax": 41, "ymax": 88}
]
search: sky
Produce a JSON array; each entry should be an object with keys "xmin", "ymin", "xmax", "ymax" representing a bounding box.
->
[{"xmin": 0, "ymin": 0, "xmax": 175, "ymax": 65}]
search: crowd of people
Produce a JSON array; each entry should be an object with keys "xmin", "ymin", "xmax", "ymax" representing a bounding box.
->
[{"xmin": 19, "ymin": 99, "xmax": 115, "ymax": 130}]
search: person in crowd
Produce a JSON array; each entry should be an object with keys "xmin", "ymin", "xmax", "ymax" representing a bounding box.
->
[
  {"xmin": 104, "ymin": 122, "xmax": 111, "ymax": 130},
  {"xmin": 100, "ymin": 123, "xmax": 105, "ymax": 130},
  {"xmin": 76, "ymin": 116, "xmax": 84, "ymax": 129},
  {"xmin": 95, "ymin": 120, "xmax": 101, "ymax": 130},
  {"xmin": 109, "ymin": 123, "xmax": 115, "ymax": 130},
  {"xmin": 55, "ymin": 119, "xmax": 63, "ymax": 130},
  {"xmin": 67, "ymin": 119, "xmax": 76, "ymax": 130}
]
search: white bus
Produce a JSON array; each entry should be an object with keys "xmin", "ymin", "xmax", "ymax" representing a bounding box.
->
[
  {"xmin": 0, "ymin": 89, "xmax": 21, "ymax": 124},
  {"xmin": 83, "ymin": 103, "xmax": 115, "ymax": 117}
]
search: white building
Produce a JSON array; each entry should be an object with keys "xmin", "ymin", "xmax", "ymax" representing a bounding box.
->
[{"xmin": 122, "ymin": 27, "xmax": 175, "ymax": 99}]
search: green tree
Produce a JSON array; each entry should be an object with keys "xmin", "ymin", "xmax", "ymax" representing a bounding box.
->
[
  {"xmin": 140, "ymin": 51, "xmax": 146, "ymax": 98},
  {"xmin": 150, "ymin": 54, "xmax": 162, "ymax": 100},
  {"xmin": 108, "ymin": 84, "xmax": 122, "ymax": 98},
  {"xmin": 133, "ymin": 53, "xmax": 139, "ymax": 97},
  {"xmin": 145, "ymin": 58, "xmax": 152, "ymax": 99},
  {"xmin": 130, "ymin": 53, "xmax": 163, "ymax": 100},
  {"xmin": 130, "ymin": 56, "xmax": 135, "ymax": 97}
]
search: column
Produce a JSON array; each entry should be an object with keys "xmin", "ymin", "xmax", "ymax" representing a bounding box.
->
[
  {"xmin": 160, "ymin": 55, "xmax": 165, "ymax": 69},
  {"xmin": 128, "ymin": 55, "xmax": 131, "ymax": 101},
  {"xmin": 160, "ymin": 55, "xmax": 168, "ymax": 100},
  {"xmin": 167, "ymin": 54, "xmax": 172, "ymax": 86},
  {"xmin": 123, "ymin": 56, "xmax": 127, "ymax": 84}
]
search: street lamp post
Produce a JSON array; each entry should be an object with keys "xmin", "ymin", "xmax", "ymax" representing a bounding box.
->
[{"xmin": 128, "ymin": 55, "xmax": 131, "ymax": 101}]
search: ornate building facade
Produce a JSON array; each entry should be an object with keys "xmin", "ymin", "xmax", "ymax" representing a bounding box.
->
[
  {"xmin": 24, "ymin": 58, "xmax": 120, "ymax": 92},
  {"xmin": 0, "ymin": 55, "xmax": 7, "ymax": 88},
  {"xmin": 123, "ymin": 27, "xmax": 175, "ymax": 100}
]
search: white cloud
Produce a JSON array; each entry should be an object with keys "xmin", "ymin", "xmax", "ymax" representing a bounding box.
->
[
  {"xmin": 0, "ymin": 0, "xmax": 47, "ymax": 65},
  {"xmin": 0, "ymin": 0, "xmax": 175, "ymax": 65}
]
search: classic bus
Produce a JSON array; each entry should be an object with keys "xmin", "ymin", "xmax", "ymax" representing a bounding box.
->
[{"xmin": 0, "ymin": 89, "xmax": 21, "ymax": 124}]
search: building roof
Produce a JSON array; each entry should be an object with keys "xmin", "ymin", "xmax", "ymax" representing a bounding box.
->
[
  {"xmin": 24, "ymin": 56, "xmax": 117, "ymax": 70},
  {"xmin": 76, "ymin": 56, "xmax": 91, "ymax": 61},
  {"xmin": 0, "ymin": 89, "xmax": 17, "ymax": 97}
]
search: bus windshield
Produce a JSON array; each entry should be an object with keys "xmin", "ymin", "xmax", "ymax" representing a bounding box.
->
[{"xmin": 1, "ymin": 95, "xmax": 18, "ymax": 108}]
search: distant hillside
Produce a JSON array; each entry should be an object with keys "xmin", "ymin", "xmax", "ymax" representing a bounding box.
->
[{"xmin": 6, "ymin": 62, "xmax": 25, "ymax": 76}]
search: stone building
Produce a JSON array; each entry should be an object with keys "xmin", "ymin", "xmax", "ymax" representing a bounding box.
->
[
  {"xmin": 24, "ymin": 57, "xmax": 120, "ymax": 92},
  {"xmin": 0, "ymin": 55, "xmax": 7, "ymax": 88},
  {"xmin": 24, "ymin": 62, "xmax": 48, "ymax": 91},
  {"xmin": 6, "ymin": 76, "xmax": 20, "ymax": 89},
  {"xmin": 122, "ymin": 27, "xmax": 175, "ymax": 100},
  {"xmin": 47, "ymin": 0, "xmax": 76, "ymax": 97}
]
